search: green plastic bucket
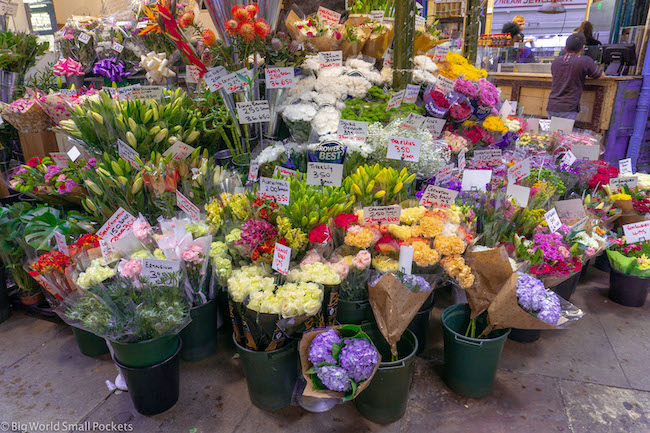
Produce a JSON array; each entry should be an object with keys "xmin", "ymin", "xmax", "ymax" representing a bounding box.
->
[
  {"xmin": 72, "ymin": 327, "xmax": 109, "ymax": 357},
  {"xmin": 336, "ymin": 298, "xmax": 375, "ymax": 324},
  {"xmin": 180, "ymin": 299, "xmax": 218, "ymax": 361},
  {"xmin": 233, "ymin": 335, "xmax": 298, "ymax": 411},
  {"xmin": 442, "ymin": 304, "xmax": 510, "ymax": 398},
  {"xmin": 109, "ymin": 335, "xmax": 180, "ymax": 368},
  {"xmin": 355, "ymin": 324, "xmax": 418, "ymax": 425}
]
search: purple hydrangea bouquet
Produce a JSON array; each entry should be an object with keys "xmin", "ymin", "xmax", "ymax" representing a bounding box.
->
[{"xmin": 299, "ymin": 325, "xmax": 380, "ymax": 401}]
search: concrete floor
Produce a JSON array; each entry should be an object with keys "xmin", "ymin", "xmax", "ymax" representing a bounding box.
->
[{"xmin": 0, "ymin": 266, "xmax": 648, "ymax": 433}]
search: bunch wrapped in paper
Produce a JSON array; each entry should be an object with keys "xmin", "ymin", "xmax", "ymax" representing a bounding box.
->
[
  {"xmin": 286, "ymin": 11, "xmax": 343, "ymax": 52},
  {"xmin": 340, "ymin": 22, "xmax": 372, "ymax": 59},
  {"xmin": 37, "ymin": 88, "xmax": 100, "ymax": 125},
  {"xmin": 414, "ymin": 20, "xmax": 442, "ymax": 55},
  {"xmin": 1, "ymin": 90, "xmax": 52, "ymax": 133},
  {"xmin": 54, "ymin": 15, "xmax": 100, "ymax": 74},
  {"xmin": 361, "ymin": 19, "xmax": 394, "ymax": 59}
]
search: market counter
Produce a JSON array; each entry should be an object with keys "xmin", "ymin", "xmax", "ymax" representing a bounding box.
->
[{"xmin": 489, "ymin": 72, "xmax": 643, "ymax": 163}]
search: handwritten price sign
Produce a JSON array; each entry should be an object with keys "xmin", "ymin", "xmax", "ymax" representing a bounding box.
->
[
  {"xmin": 363, "ymin": 205, "xmax": 401, "ymax": 225},
  {"xmin": 236, "ymin": 100, "xmax": 271, "ymax": 124},
  {"xmin": 419, "ymin": 185, "xmax": 458, "ymax": 208},
  {"xmin": 97, "ymin": 208, "xmax": 136, "ymax": 243},
  {"xmin": 317, "ymin": 6, "xmax": 341, "ymax": 26},
  {"xmin": 337, "ymin": 119, "xmax": 368, "ymax": 142},
  {"xmin": 383, "ymin": 48, "xmax": 393, "ymax": 68},
  {"xmin": 435, "ymin": 164, "xmax": 454, "ymax": 185},
  {"xmin": 507, "ymin": 158, "xmax": 530, "ymax": 183},
  {"xmin": 142, "ymin": 259, "xmax": 181, "ymax": 284},
  {"xmin": 319, "ymin": 51, "xmax": 343, "ymax": 69},
  {"xmin": 387, "ymin": 136, "xmax": 422, "ymax": 162},
  {"xmin": 176, "ymin": 190, "xmax": 201, "ymax": 221},
  {"xmin": 260, "ymin": 177, "xmax": 290, "ymax": 205},
  {"xmin": 610, "ymin": 176, "xmax": 638, "ymax": 190},
  {"xmin": 203, "ymin": 66, "xmax": 228, "ymax": 91},
  {"xmin": 307, "ymin": 162, "xmax": 343, "ymax": 187},
  {"xmin": 425, "ymin": 117, "xmax": 446, "ymax": 138},
  {"xmin": 273, "ymin": 166, "xmax": 298, "ymax": 178},
  {"xmin": 435, "ymin": 75, "xmax": 455, "ymax": 94},
  {"xmin": 222, "ymin": 69, "xmax": 252, "ymax": 94},
  {"xmin": 399, "ymin": 113, "xmax": 425, "ymax": 129},
  {"xmin": 473, "ymin": 149, "xmax": 502, "ymax": 166},
  {"xmin": 623, "ymin": 221, "xmax": 650, "ymax": 244},
  {"xmin": 545, "ymin": 208, "xmax": 562, "ymax": 233},
  {"xmin": 403, "ymin": 84, "xmax": 421, "ymax": 104},
  {"xmin": 433, "ymin": 46, "xmax": 449, "ymax": 62},
  {"xmin": 163, "ymin": 141, "xmax": 195, "ymax": 162},
  {"xmin": 386, "ymin": 90, "xmax": 405, "ymax": 111},
  {"xmin": 117, "ymin": 139, "xmax": 141, "ymax": 169},
  {"xmin": 272, "ymin": 243, "xmax": 292, "ymax": 275},
  {"xmin": 50, "ymin": 152, "xmax": 69, "ymax": 168},
  {"xmin": 265, "ymin": 66, "xmax": 295, "ymax": 89},
  {"xmin": 129, "ymin": 86, "xmax": 163, "ymax": 101}
]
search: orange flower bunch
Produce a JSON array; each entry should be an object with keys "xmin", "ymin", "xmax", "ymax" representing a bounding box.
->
[{"xmin": 224, "ymin": 3, "xmax": 270, "ymax": 41}]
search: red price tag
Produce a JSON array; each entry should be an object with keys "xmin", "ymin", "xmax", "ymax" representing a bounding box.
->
[{"xmin": 265, "ymin": 67, "xmax": 295, "ymax": 89}]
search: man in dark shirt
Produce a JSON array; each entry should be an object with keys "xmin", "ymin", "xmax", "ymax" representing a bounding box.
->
[{"xmin": 546, "ymin": 33, "xmax": 603, "ymax": 120}]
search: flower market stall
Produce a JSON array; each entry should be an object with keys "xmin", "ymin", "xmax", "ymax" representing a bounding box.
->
[{"xmin": 0, "ymin": 0, "xmax": 648, "ymax": 425}]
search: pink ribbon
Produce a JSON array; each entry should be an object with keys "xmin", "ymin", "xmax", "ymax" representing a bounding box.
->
[{"xmin": 53, "ymin": 58, "xmax": 84, "ymax": 77}]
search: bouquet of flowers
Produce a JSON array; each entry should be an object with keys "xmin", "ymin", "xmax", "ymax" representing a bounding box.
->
[
  {"xmin": 55, "ymin": 16, "xmax": 100, "ymax": 74},
  {"xmin": 606, "ymin": 238, "xmax": 650, "ymax": 277},
  {"xmin": 1, "ymin": 90, "xmax": 52, "ymax": 133},
  {"xmin": 286, "ymin": 12, "xmax": 343, "ymax": 52}
]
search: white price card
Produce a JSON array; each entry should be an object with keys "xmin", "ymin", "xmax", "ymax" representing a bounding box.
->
[
  {"xmin": 435, "ymin": 164, "xmax": 454, "ymax": 185},
  {"xmin": 370, "ymin": 10, "xmax": 385, "ymax": 20},
  {"xmin": 545, "ymin": 208, "xmax": 562, "ymax": 233},
  {"xmin": 433, "ymin": 46, "xmax": 449, "ymax": 62},
  {"xmin": 549, "ymin": 116, "xmax": 575, "ymax": 134},
  {"xmin": 203, "ymin": 66, "xmax": 227, "ymax": 91},
  {"xmin": 337, "ymin": 119, "xmax": 368, "ymax": 142},
  {"xmin": 60, "ymin": 88, "xmax": 76, "ymax": 96},
  {"xmin": 383, "ymin": 47, "xmax": 393, "ymax": 68},
  {"xmin": 112, "ymin": 41, "xmax": 124, "ymax": 53},
  {"xmin": 50, "ymin": 152, "xmax": 69, "ymax": 168},
  {"xmin": 319, "ymin": 51, "xmax": 343, "ymax": 69},
  {"xmin": 272, "ymin": 243, "xmax": 292, "ymax": 275},
  {"xmin": 185, "ymin": 65, "xmax": 201, "ymax": 84},
  {"xmin": 116, "ymin": 85, "xmax": 135, "ymax": 99},
  {"xmin": 67, "ymin": 146, "xmax": 81, "ymax": 162},
  {"xmin": 506, "ymin": 184, "xmax": 531, "ymax": 207},
  {"xmin": 386, "ymin": 90, "xmax": 405, "ymax": 111},
  {"xmin": 163, "ymin": 141, "xmax": 195, "ymax": 162},
  {"xmin": 248, "ymin": 160, "xmax": 259, "ymax": 183},
  {"xmin": 99, "ymin": 239, "xmax": 111, "ymax": 262},
  {"xmin": 461, "ymin": 169, "xmax": 492, "ymax": 192},
  {"xmin": 619, "ymin": 158, "xmax": 633, "ymax": 175},
  {"xmin": 78, "ymin": 32, "xmax": 91, "ymax": 44},
  {"xmin": 525, "ymin": 118, "xmax": 539, "ymax": 133},
  {"xmin": 363, "ymin": 205, "xmax": 401, "ymax": 225},
  {"xmin": 387, "ymin": 136, "xmax": 422, "ymax": 162},
  {"xmin": 508, "ymin": 158, "xmax": 530, "ymax": 182},
  {"xmin": 128, "ymin": 86, "xmax": 163, "ymax": 100},
  {"xmin": 265, "ymin": 66, "xmax": 295, "ymax": 89},
  {"xmin": 307, "ymin": 162, "xmax": 344, "ymax": 187},
  {"xmin": 610, "ymin": 176, "xmax": 638, "ymax": 190},
  {"xmin": 142, "ymin": 259, "xmax": 181, "ymax": 283},
  {"xmin": 176, "ymin": 190, "xmax": 201, "ymax": 221},
  {"xmin": 222, "ymin": 69, "xmax": 253, "ymax": 94},
  {"xmin": 260, "ymin": 177, "xmax": 290, "ymax": 205},
  {"xmin": 499, "ymin": 99, "xmax": 514, "ymax": 120},
  {"xmin": 236, "ymin": 100, "xmax": 271, "ymax": 124},
  {"xmin": 561, "ymin": 150, "xmax": 576, "ymax": 166},
  {"xmin": 623, "ymin": 221, "xmax": 650, "ymax": 244},
  {"xmin": 458, "ymin": 150, "xmax": 466, "ymax": 171},
  {"xmin": 273, "ymin": 166, "xmax": 298, "ymax": 178},
  {"xmin": 554, "ymin": 198, "xmax": 587, "ymax": 219},
  {"xmin": 435, "ymin": 75, "xmax": 455, "ymax": 94},
  {"xmin": 571, "ymin": 144, "xmax": 600, "ymax": 161},
  {"xmin": 403, "ymin": 84, "xmax": 421, "ymax": 104},
  {"xmin": 399, "ymin": 112, "xmax": 425, "ymax": 129},
  {"xmin": 473, "ymin": 149, "xmax": 502, "ymax": 165},
  {"xmin": 97, "ymin": 208, "xmax": 137, "ymax": 243},
  {"xmin": 419, "ymin": 185, "xmax": 458, "ymax": 208},
  {"xmin": 399, "ymin": 245, "xmax": 414, "ymax": 275},
  {"xmin": 117, "ymin": 139, "xmax": 141, "ymax": 168},
  {"xmin": 54, "ymin": 230, "xmax": 69, "ymax": 256},
  {"xmin": 317, "ymin": 6, "xmax": 341, "ymax": 26},
  {"xmin": 425, "ymin": 117, "xmax": 446, "ymax": 138},
  {"xmin": 415, "ymin": 15, "xmax": 426, "ymax": 28}
]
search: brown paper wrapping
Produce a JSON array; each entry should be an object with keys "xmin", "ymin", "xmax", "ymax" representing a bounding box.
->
[
  {"xmin": 463, "ymin": 247, "xmax": 513, "ymax": 318},
  {"xmin": 613, "ymin": 199, "xmax": 647, "ymax": 226},
  {"xmin": 362, "ymin": 19, "xmax": 395, "ymax": 59},
  {"xmin": 341, "ymin": 26, "xmax": 372, "ymax": 59},
  {"xmin": 1, "ymin": 103, "xmax": 52, "ymax": 133},
  {"xmin": 414, "ymin": 34, "xmax": 435, "ymax": 55},
  {"xmin": 368, "ymin": 273, "xmax": 431, "ymax": 357},
  {"xmin": 298, "ymin": 326, "xmax": 380, "ymax": 400},
  {"xmin": 346, "ymin": 14, "xmax": 371, "ymax": 26},
  {"xmin": 285, "ymin": 10, "xmax": 305, "ymax": 42},
  {"xmin": 285, "ymin": 11, "xmax": 343, "ymax": 51},
  {"xmin": 484, "ymin": 273, "xmax": 557, "ymax": 334}
]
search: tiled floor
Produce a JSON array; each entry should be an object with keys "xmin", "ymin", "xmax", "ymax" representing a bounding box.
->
[{"xmin": 0, "ymin": 266, "xmax": 648, "ymax": 433}]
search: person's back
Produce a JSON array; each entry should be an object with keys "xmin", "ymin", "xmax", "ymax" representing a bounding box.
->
[{"xmin": 547, "ymin": 34, "xmax": 602, "ymax": 119}]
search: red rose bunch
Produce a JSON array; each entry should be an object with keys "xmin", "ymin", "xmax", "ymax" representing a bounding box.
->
[
  {"xmin": 430, "ymin": 91, "xmax": 450, "ymax": 109},
  {"xmin": 27, "ymin": 157, "xmax": 42, "ymax": 168},
  {"xmin": 588, "ymin": 166, "xmax": 618, "ymax": 190},
  {"xmin": 309, "ymin": 224, "xmax": 331, "ymax": 244},
  {"xmin": 334, "ymin": 213, "xmax": 359, "ymax": 230},
  {"xmin": 449, "ymin": 102, "xmax": 472, "ymax": 120}
]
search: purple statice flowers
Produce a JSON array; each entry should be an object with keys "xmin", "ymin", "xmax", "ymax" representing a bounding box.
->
[
  {"xmin": 308, "ymin": 329, "xmax": 379, "ymax": 393},
  {"xmin": 516, "ymin": 273, "xmax": 561, "ymax": 325}
]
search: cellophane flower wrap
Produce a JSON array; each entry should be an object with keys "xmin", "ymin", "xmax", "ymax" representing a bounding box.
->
[
  {"xmin": 606, "ymin": 238, "xmax": 650, "ymax": 277},
  {"xmin": 299, "ymin": 325, "xmax": 380, "ymax": 401}
]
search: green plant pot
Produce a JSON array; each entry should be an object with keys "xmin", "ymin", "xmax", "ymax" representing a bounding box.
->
[
  {"xmin": 179, "ymin": 299, "xmax": 218, "ymax": 361},
  {"xmin": 233, "ymin": 334, "xmax": 298, "ymax": 411},
  {"xmin": 336, "ymin": 298, "xmax": 375, "ymax": 325},
  {"xmin": 441, "ymin": 304, "xmax": 510, "ymax": 398},
  {"xmin": 109, "ymin": 335, "xmax": 180, "ymax": 368},
  {"xmin": 72, "ymin": 327, "xmax": 109, "ymax": 357},
  {"xmin": 354, "ymin": 324, "xmax": 418, "ymax": 425}
]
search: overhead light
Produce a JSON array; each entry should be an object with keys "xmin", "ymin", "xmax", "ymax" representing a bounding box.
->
[{"xmin": 538, "ymin": 0, "xmax": 566, "ymax": 14}]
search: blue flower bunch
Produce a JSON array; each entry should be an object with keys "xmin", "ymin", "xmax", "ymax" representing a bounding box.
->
[{"xmin": 516, "ymin": 273, "xmax": 561, "ymax": 325}]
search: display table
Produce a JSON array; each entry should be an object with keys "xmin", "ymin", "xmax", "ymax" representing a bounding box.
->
[{"xmin": 489, "ymin": 72, "xmax": 643, "ymax": 163}]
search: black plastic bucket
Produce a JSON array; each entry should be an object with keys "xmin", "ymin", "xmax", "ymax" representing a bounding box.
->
[
  {"xmin": 336, "ymin": 298, "xmax": 375, "ymax": 325},
  {"xmin": 507, "ymin": 328, "xmax": 541, "ymax": 343},
  {"xmin": 595, "ymin": 253, "xmax": 610, "ymax": 273},
  {"xmin": 179, "ymin": 299, "xmax": 218, "ymax": 361},
  {"xmin": 109, "ymin": 334, "xmax": 179, "ymax": 368},
  {"xmin": 233, "ymin": 335, "xmax": 298, "ymax": 411},
  {"xmin": 114, "ymin": 339, "xmax": 182, "ymax": 416},
  {"xmin": 354, "ymin": 324, "xmax": 418, "ymax": 425},
  {"xmin": 609, "ymin": 269, "xmax": 649, "ymax": 307},
  {"xmin": 407, "ymin": 302, "xmax": 433, "ymax": 355},
  {"xmin": 72, "ymin": 327, "xmax": 109, "ymax": 357},
  {"xmin": 550, "ymin": 272, "xmax": 580, "ymax": 301}
]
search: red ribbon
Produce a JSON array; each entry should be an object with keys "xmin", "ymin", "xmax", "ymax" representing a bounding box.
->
[{"xmin": 157, "ymin": 3, "xmax": 208, "ymax": 77}]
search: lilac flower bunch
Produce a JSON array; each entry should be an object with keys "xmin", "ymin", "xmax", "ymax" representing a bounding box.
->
[
  {"xmin": 306, "ymin": 326, "xmax": 379, "ymax": 398},
  {"xmin": 44, "ymin": 164, "xmax": 62, "ymax": 181},
  {"xmin": 57, "ymin": 179, "xmax": 79, "ymax": 194},
  {"xmin": 516, "ymin": 273, "xmax": 561, "ymax": 325},
  {"xmin": 399, "ymin": 273, "xmax": 431, "ymax": 293}
]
